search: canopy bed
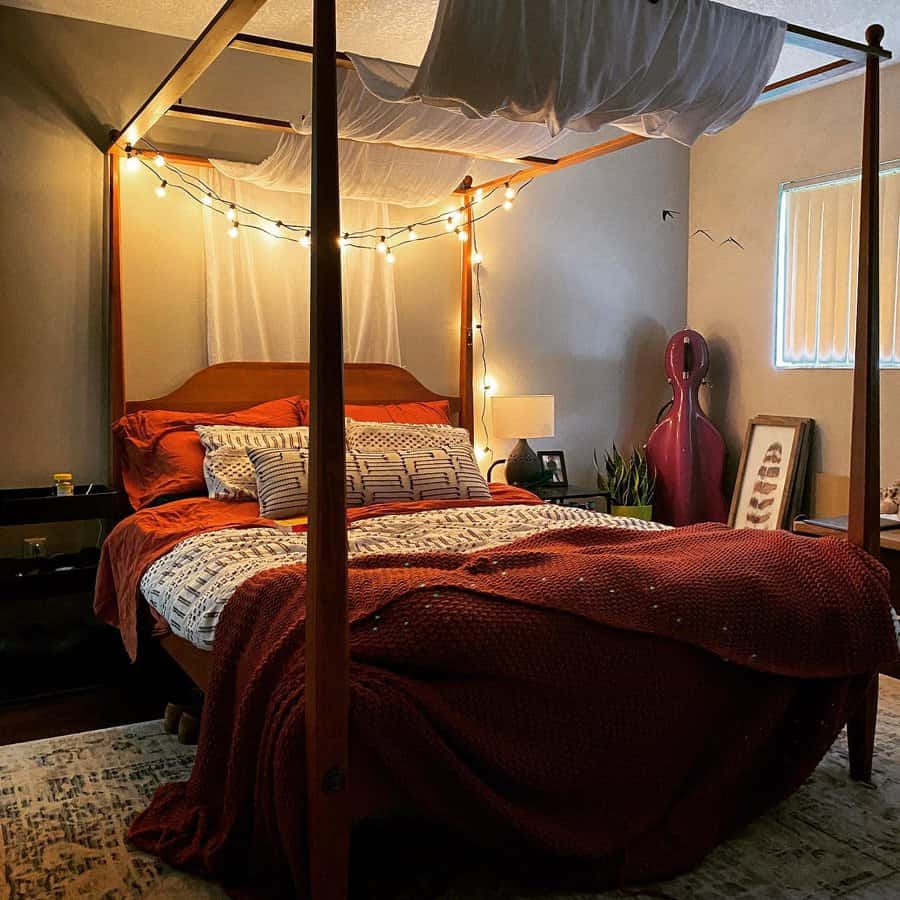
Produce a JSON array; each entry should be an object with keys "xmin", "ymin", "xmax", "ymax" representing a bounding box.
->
[{"xmin": 97, "ymin": 2, "xmax": 895, "ymax": 898}]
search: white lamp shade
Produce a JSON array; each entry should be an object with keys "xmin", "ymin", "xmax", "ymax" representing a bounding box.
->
[{"xmin": 491, "ymin": 395, "xmax": 555, "ymax": 439}]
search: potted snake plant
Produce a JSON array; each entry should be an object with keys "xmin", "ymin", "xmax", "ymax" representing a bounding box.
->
[{"xmin": 594, "ymin": 444, "xmax": 656, "ymax": 520}]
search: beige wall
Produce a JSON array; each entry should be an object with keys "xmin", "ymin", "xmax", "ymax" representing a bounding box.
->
[{"xmin": 688, "ymin": 64, "xmax": 900, "ymax": 496}]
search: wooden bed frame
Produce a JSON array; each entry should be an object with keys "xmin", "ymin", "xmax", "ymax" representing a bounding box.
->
[{"xmin": 104, "ymin": 4, "xmax": 891, "ymax": 898}]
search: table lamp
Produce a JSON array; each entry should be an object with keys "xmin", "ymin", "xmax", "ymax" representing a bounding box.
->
[{"xmin": 491, "ymin": 394, "xmax": 555, "ymax": 485}]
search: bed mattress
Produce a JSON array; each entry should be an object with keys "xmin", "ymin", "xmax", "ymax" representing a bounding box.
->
[{"xmin": 140, "ymin": 503, "xmax": 667, "ymax": 650}]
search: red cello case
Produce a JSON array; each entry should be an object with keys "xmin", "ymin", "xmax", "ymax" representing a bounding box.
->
[{"xmin": 645, "ymin": 329, "xmax": 728, "ymax": 525}]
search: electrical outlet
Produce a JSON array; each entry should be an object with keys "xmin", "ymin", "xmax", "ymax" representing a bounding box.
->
[{"xmin": 23, "ymin": 537, "xmax": 48, "ymax": 559}]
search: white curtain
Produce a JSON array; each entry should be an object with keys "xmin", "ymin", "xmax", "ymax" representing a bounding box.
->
[
  {"xmin": 350, "ymin": 0, "xmax": 785, "ymax": 146},
  {"xmin": 203, "ymin": 169, "xmax": 401, "ymax": 364},
  {"xmin": 214, "ymin": 132, "xmax": 470, "ymax": 208},
  {"xmin": 293, "ymin": 68, "xmax": 565, "ymax": 160},
  {"xmin": 778, "ymin": 168, "xmax": 900, "ymax": 366}
]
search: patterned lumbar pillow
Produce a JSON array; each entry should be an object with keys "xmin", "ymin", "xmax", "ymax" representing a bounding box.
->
[
  {"xmin": 249, "ymin": 446, "xmax": 491, "ymax": 519},
  {"xmin": 196, "ymin": 425, "xmax": 309, "ymax": 499},
  {"xmin": 346, "ymin": 421, "xmax": 472, "ymax": 453}
]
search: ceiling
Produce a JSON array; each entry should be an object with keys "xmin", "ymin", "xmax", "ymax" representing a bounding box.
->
[{"xmin": 0, "ymin": 0, "xmax": 896, "ymax": 81}]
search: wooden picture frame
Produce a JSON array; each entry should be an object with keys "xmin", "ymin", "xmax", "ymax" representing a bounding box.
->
[
  {"xmin": 729, "ymin": 416, "xmax": 814, "ymax": 530},
  {"xmin": 538, "ymin": 450, "xmax": 568, "ymax": 486}
]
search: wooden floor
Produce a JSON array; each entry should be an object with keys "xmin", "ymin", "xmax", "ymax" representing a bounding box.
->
[{"xmin": 0, "ymin": 680, "xmax": 167, "ymax": 746}]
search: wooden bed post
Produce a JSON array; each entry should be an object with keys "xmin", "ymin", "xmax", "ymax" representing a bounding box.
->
[
  {"xmin": 459, "ymin": 177, "xmax": 475, "ymax": 438},
  {"xmin": 107, "ymin": 147, "xmax": 126, "ymax": 485},
  {"xmin": 306, "ymin": 0, "xmax": 350, "ymax": 895},
  {"xmin": 846, "ymin": 23, "xmax": 884, "ymax": 784}
]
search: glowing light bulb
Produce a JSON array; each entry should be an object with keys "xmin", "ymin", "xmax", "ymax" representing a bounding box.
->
[
  {"xmin": 504, "ymin": 182, "xmax": 515, "ymax": 200},
  {"xmin": 376, "ymin": 236, "xmax": 387, "ymax": 254},
  {"xmin": 503, "ymin": 198, "xmax": 513, "ymax": 211},
  {"xmin": 445, "ymin": 216, "xmax": 455, "ymax": 232},
  {"xmin": 125, "ymin": 153, "xmax": 140, "ymax": 173},
  {"xmin": 266, "ymin": 220, "xmax": 282, "ymax": 238},
  {"xmin": 202, "ymin": 193, "xmax": 213, "ymax": 206},
  {"xmin": 226, "ymin": 205, "xmax": 237, "ymax": 221},
  {"xmin": 385, "ymin": 249, "xmax": 396, "ymax": 264},
  {"xmin": 407, "ymin": 226, "xmax": 418, "ymax": 241},
  {"xmin": 228, "ymin": 222, "xmax": 239, "ymax": 239},
  {"xmin": 299, "ymin": 229, "xmax": 311, "ymax": 248},
  {"xmin": 456, "ymin": 227, "xmax": 468, "ymax": 243},
  {"xmin": 474, "ymin": 188, "xmax": 484, "ymax": 202},
  {"xmin": 154, "ymin": 180, "xmax": 167, "ymax": 198},
  {"xmin": 471, "ymin": 250, "xmax": 483, "ymax": 264},
  {"xmin": 339, "ymin": 232, "xmax": 350, "ymax": 248},
  {"xmin": 153, "ymin": 153, "xmax": 165, "ymax": 168}
]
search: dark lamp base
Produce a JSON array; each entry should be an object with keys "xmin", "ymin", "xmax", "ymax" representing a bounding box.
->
[{"xmin": 504, "ymin": 439, "xmax": 541, "ymax": 485}]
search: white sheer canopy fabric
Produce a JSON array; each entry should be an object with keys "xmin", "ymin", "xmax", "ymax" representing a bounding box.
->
[
  {"xmin": 293, "ymin": 68, "xmax": 565, "ymax": 161},
  {"xmin": 203, "ymin": 168, "xmax": 400, "ymax": 365},
  {"xmin": 350, "ymin": 0, "xmax": 786, "ymax": 146}
]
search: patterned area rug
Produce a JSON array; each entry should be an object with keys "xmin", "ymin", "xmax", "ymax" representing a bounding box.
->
[{"xmin": 3, "ymin": 679, "xmax": 900, "ymax": 899}]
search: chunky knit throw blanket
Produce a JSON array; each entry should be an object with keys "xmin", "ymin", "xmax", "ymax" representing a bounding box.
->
[{"xmin": 128, "ymin": 523, "xmax": 897, "ymax": 897}]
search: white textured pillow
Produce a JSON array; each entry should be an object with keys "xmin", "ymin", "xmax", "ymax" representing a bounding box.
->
[
  {"xmin": 196, "ymin": 425, "xmax": 309, "ymax": 499},
  {"xmin": 249, "ymin": 446, "xmax": 491, "ymax": 519},
  {"xmin": 346, "ymin": 420, "xmax": 472, "ymax": 453}
]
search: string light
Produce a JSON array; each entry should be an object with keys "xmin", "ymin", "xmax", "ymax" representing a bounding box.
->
[
  {"xmin": 228, "ymin": 222, "xmax": 239, "ymax": 239},
  {"xmin": 385, "ymin": 248, "xmax": 396, "ymax": 264},
  {"xmin": 471, "ymin": 250, "xmax": 483, "ymax": 264},
  {"xmin": 504, "ymin": 182, "xmax": 515, "ymax": 200},
  {"xmin": 153, "ymin": 153, "xmax": 166, "ymax": 168},
  {"xmin": 503, "ymin": 197, "xmax": 514, "ymax": 211},
  {"xmin": 126, "ymin": 138, "xmax": 533, "ymax": 258}
]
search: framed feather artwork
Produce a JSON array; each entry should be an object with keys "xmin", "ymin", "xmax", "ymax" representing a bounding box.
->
[{"xmin": 729, "ymin": 416, "xmax": 814, "ymax": 530}]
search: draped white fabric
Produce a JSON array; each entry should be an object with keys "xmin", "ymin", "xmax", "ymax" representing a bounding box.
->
[
  {"xmin": 350, "ymin": 0, "xmax": 785, "ymax": 146},
  {"xmin": 293, "ymin": 68, "xmax": 564, "ymax": 161},
  {"xmin": 214, "ymin": 132, "xmax": 469, "ymax": 208},
  {"xmin": 203, "ymin": 169, "xmax": 401, "ymax": 364},
  {"xmin": 777, "ymin": 168, "xmax": 900, "ymax": 367}
]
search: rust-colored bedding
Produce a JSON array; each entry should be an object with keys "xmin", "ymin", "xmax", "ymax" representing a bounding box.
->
[
  {"xmin": 124, "ymin": 518, "xmax": 898, "ymax": 897},
  {"xmin": 94, "ymin": 483, "xmax": 541, "ymax": 660}
]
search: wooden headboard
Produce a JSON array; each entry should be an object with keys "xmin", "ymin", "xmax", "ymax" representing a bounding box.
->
[{"xmin": 124, "ymin": 361, "xmax": 460, "ymax": 420}]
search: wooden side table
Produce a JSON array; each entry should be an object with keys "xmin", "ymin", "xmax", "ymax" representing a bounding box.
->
[{"xmin": 0, "ymin": 484, "xmax": 128, "ymax": 705}]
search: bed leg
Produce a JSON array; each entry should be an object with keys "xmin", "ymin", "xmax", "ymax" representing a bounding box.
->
[{"xmin": 848, "ymin": 674, "xmax": 878, "ymax": 782}]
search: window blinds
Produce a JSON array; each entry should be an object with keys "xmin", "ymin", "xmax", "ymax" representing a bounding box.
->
[{"xmin": 776, "ymin": 165, "xmax": 900, "ymax": 367}]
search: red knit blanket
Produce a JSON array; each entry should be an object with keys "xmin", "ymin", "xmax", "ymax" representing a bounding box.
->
[{"xmin": 128, "ymin": 523, "xmax": 897, "ymax": 896}]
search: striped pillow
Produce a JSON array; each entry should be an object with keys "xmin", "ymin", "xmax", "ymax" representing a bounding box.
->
[
  {"xmin": 196, "ymin": 426, "xmax": 309, "ymax": 499},
  {"xmin": 346, "ymin": 421, "xmax": 472, "ymax": 453},
  {"xmin": 249, "ymin": 446, "xmax": 490, "ymax": 519}
]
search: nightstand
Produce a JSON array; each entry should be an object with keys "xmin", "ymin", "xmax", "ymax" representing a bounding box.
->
[
  {"xmin": 532, "ymin": 483, "xmax": 610, "ymax": 512},
  {"xmin": 0, "ymin": 484, "xmax": 128, "ymax": 706}
]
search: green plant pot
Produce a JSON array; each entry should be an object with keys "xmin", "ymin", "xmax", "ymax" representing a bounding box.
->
[{"xmin": 610, "ymin": 504, "xmax": 653, "ymax": 521}]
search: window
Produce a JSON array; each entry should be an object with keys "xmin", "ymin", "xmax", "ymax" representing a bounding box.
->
[{"xmin": 775, "ymin": 162, "xmax": 900, "ymax": 368}]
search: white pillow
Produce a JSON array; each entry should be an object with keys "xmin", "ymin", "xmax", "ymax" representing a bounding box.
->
[
  {"xmin": 195, "ymin": 425, "xmax": 309, "ymax": 499},
  {"xmin": 346, "ymin": 421, "xmax": 472, "ymax": 453},
  {"xmin": 249, "ymin": 446, "xmax": 491, "ymax": 519}
]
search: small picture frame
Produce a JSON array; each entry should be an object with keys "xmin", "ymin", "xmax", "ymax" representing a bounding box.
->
[
  {"xmin": 538, "ymin": 450, "xmax": 568, "ymax": 486},
  {"xmin": 729, "ymin": 416, "xmax": 814, "ymax": 530}
]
